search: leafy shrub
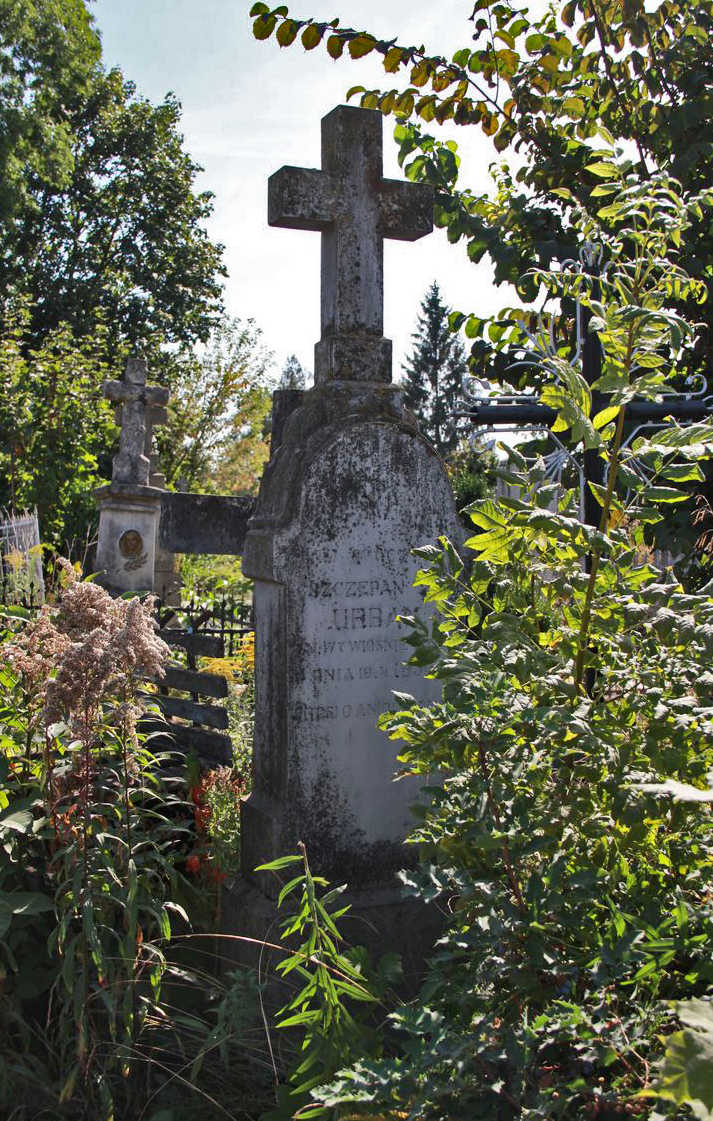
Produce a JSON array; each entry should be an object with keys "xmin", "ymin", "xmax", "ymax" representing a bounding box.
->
[
  {"xmin": 316, "ymin": 177, "xmax": 713, "ymax": 1119},
  {"xmin": 186, "ymin": 765, "xmax": 247, "ymax": 884},
  {"xmin": 0, "ymin": 565, "xmax": 190, "ymax": 1119},
  {"xmin": 446, "ymin": 439, "xmax": 497, "ymax": 514}
]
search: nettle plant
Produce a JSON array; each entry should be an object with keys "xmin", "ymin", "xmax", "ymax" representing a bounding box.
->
[{"xmin": 316, "ymin": 177, "xmax": 713, "ymax": 1120}]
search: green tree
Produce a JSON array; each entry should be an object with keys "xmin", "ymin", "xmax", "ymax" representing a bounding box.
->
[
  {"xmin": 402, "ymin": 281, "xmax": 467, "ymax": 456},
  {"xmin": 0, "ymin": 0, "xmax": 100, "ymax": 225},
  {"xmin": 155, "ymin": 316, "xmax": 273, "ymax": 494},
  {"xmin": 278, "ymin": 353, "xmax": 308, "ymax": 389},
  {"xmin": 0, "ymin": 298, "xmax": 116, "ymax": 556},
  {"xmin": 1, "ymin": 0, "xmax": 225, "ymax": 354}
]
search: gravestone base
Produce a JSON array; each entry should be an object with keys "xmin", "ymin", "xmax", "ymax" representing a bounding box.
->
[
  {"xmin": 221, "ymin": 873, "xmax": 445, "ymax": 1004},
  {"xmin": 95, "ymin": 482, "xmax": 162, "ymax": 595}
]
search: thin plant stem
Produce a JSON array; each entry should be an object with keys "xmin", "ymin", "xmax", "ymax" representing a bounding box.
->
[{"xmin": 573, "ymin": 401, "xmax": 628, "ymax": 691}]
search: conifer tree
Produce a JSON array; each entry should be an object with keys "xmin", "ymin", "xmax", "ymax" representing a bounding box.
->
[
  {"xmin": 279, "ymin": 353, "xmax": 308, "ymax": 389},
  {"xmin": 401, "ymin": 282, "xmax": 467, "ymax": 456}
]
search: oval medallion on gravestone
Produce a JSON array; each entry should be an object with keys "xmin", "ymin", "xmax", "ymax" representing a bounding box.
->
[
  {"xmin": 118, "ymin": 528, "xmax": 144, "ymax": 558},
  {"xmin": 118, "ymin": 528, "xmax": 148, "ymax": 572}
]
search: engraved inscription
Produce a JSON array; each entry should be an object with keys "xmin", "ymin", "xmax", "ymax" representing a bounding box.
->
[
  {"xmin": 310, "ymin": 578, "xmax": 405, "ymax": 599},
  {"xmin": 326, "ymin": 605, "xmax": 399, "ymax": 630},
  {"xmin": 294, "ymin": 542, "xmax": 426, "ymax": 727}
]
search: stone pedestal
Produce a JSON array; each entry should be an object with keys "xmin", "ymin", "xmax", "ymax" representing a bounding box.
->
[
  {"xmin": 95, "ymin": 483, "xmax": 162, "ymax": 596},
  {"xmin": 224, "ymin": 381, "xmax": 461, "ymax": 979}
]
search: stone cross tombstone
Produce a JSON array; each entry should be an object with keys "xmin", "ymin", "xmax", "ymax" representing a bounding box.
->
[
  {"xmin": 95, "ymin": 356, "xmax": 169, "ymax": 595},
  {"xmin": 268, "ymin": 103, "xmax": 432, "ymax": 383},
  {"xmin": 229, "ymin": 105, "xmax": 463, "ymax": 971}
]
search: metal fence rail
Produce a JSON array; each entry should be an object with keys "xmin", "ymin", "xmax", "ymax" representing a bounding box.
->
[
  {"xmin": 155, "ymin": 587, "xmax": 253, "ymax": 658},
  {"xmin": 0, "ymin": 581, "xmax": 254, "ymax": 658}
]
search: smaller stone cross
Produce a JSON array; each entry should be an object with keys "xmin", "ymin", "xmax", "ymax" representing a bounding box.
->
[
  {"xmin": 103, "ymin": 356, "xmax": 169, "ymax": 486},
  {"xmin": 268, "ymin": 105, "xmax": 433, "ymax": 383}
]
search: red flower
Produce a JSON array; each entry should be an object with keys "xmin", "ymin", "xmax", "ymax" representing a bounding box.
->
[{"xmin": 186, "ymin": 854, "xmax": 201, "ymax": 876}]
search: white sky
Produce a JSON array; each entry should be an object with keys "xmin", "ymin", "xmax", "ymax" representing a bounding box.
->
[{"xmin": 92, "ymin": 0, "xmax": 512, "ymax": 383}]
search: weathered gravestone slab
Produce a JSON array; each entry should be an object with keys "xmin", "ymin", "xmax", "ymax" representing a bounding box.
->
[
  {"xmin": 241, "ymin": 397, "xmax": 458, "ymax": 888},
  {"xmin": 225, "ymin": 105, "xmax": 463, "ymax": 975}
]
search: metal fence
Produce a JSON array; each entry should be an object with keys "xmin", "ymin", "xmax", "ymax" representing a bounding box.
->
[
  {"xmin": 153, "ymin": 587, "xmax": 254, "ymax": 658},
  {"xmin": 0, "ymin": 579, "xmax": 254, "ymax": 657},
  {"xmin": 0, "ymin": 510, "xmax": 44, "ymax": 602}
]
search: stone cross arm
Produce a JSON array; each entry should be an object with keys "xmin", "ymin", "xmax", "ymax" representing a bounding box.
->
[
  {"xmin": 268, "ymin": 105, "xmax": 433, "ymax": 384},
  {"xmin": 268, "ymin": 165, "xmax": 432, "ymax": 242},
  {"xmin": 103, "ymin": 379, "xmax": 169, "ymax": 408}
]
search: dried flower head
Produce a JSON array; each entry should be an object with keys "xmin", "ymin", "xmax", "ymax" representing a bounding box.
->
[{"xmin": 6, "ymin": 560, "xmax": 170, "ymax": 735}]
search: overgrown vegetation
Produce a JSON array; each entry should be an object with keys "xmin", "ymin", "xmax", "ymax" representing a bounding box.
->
[
  {"xmin": 0, "ymin": 298, "xmax": 116, "ymax": 555},
  {"xmin": 0, "ymin": 0, "xmax": 273, "ymax": 557},
  {"xmin": 282, "ymin": 175, "xmax": 713, "ymax": 1120},
  {"xmin": 0, "ymin": 565, "xmax": 187, "ymax": 1117}
]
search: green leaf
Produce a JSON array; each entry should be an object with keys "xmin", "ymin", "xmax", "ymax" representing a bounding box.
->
[
  {"xmin": 253, "ymin": 14, "xmax": 277, "ymax": 40},
  {"xmin": 301, "ymin": 23, "xmax": 324, "ymax": 50},
  {"xmin": 256, "ymin": 854, "xmax": 303, "ymax": 872},
  {"xmin": 278, "ymin": 874, "xmax": 305, "ymax": 907},
  {"xmin": 0, "ymin": 808, "xmax": 33, "ymax": 834},
  {"xmin": 0, "ymin": 890, "xmax": 54, "ymax": 916},
  {"xmin": 585, "ymin": 161, "xmax": 620, "ymax": 178},
  {"xmin": 646, "ymin": 486, "xmax": 688, "ymax": 503},
  {"xmin": 593, "ymin": 405, "xmax": 621, "ymax": 430},
  {"xmin": 658, "ymin": 1006, "xmax": 713, "ymax": 1120},
  {"xmin": 276, "ymin": 19, "xmax": 299, "ymax": 47}
]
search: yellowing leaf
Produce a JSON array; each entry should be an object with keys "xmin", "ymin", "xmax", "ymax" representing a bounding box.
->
[
  {"xmin": 593, "ymin": 405, "xmax": 621, "ymax": 430},
  {"xmin": 301, "ymin": 23, "xmax": 324, "ymax": 50},
  {"xmin": 348, "ymin": 34, "xmax": 376, "ymax": 59},
  {"xmin": 326, "ymin": 34, "xmax": 344, "ymax": 59},
  {"xmin": 384, "ymin": 47, "xmax": 403, "ymax": 73}
]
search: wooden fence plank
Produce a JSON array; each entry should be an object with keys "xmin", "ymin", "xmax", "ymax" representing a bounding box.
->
[
  {"xmin": 157, "ymin": 630, "xmax": 223, "ymax": 657},
  {"xmin": 141, "ymin": 693, "xmax": 229, "ymax": 730},
  {"xmin": 167, "ymin": 725, "xmax": 233, "ymax": 764},
  {"xmin": 161, "ymin": 665, "xmax": 229, "ymax": 698}
]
